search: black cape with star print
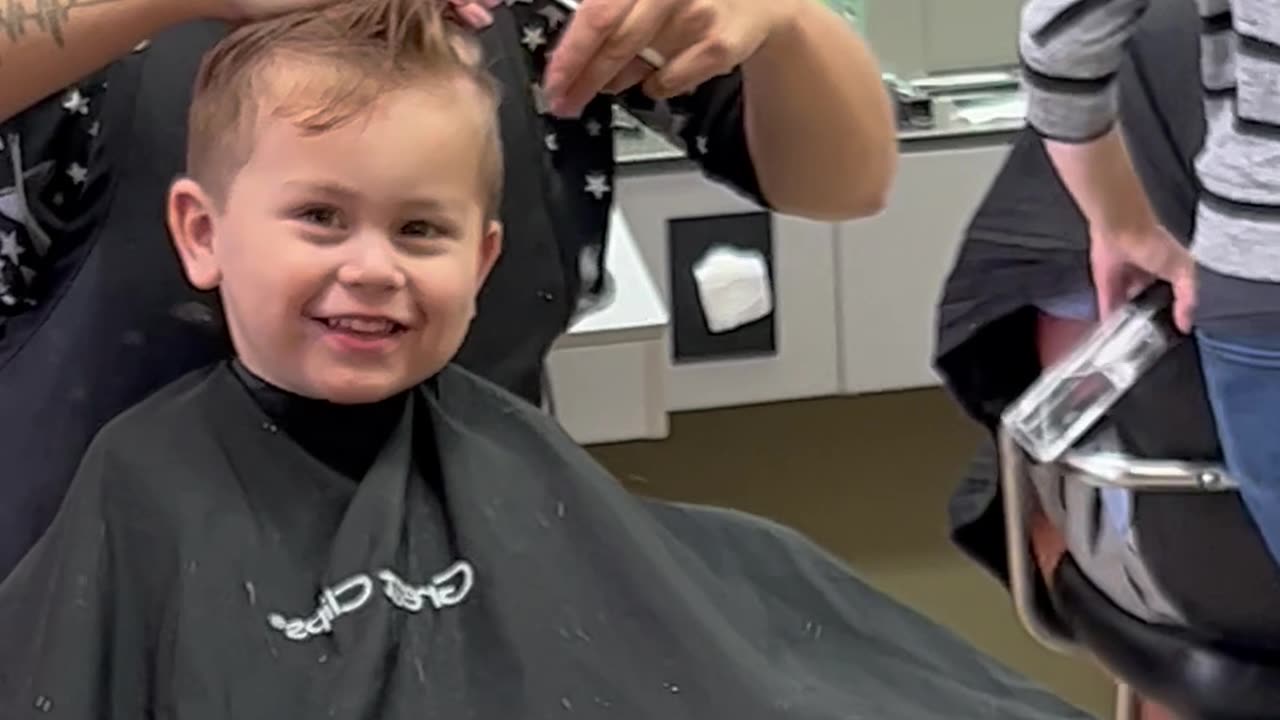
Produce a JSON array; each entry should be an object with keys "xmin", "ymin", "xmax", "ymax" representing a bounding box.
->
[
  {"xmin": 0, "ymin": 14, "xmax": 762, "ymax": 580},
  {"xmin": 0, "ymin": 361, "xmax": 1089, "ymax": 720}
]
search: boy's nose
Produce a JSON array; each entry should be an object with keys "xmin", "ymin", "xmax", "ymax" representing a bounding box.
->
[{"xmin": 336, "ymin": 237, "xmax": 407, "ymax": 290}]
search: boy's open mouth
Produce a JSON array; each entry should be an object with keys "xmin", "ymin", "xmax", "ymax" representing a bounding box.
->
[{"xmin": 314, "ymin": 316, "xmax": 408, "ymax": 336}]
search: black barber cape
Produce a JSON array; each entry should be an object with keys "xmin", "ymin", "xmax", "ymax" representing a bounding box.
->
[
  {"xmin": 935, "ymin": 0, "xmax": 1203, "ymax": 581},
  {"xmin": 0, "ymin": 363, "xmax": 1088, "ymax": 719}
]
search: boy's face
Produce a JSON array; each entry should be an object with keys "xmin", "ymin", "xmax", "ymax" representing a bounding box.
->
[{"xmin": 169, "ymin": 77, "xmax": 502, "ymax": 404}]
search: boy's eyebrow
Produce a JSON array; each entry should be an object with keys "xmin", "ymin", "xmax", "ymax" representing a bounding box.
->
[
  {"xmin": 282, "ymin": 180, "xmax": 454, "ymax": 213},
  {"xmin": 283, "ymin": 179, "xmax": 361, "ymax": 200}
]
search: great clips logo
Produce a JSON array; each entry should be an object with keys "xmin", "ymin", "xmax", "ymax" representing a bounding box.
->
[{"xmin": 266, "ymin": 560, "xmax": 476, "ymax": 641}]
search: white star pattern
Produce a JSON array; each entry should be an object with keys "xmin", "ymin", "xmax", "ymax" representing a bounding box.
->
[
  {"xmin": 584, "ymin": 173, "xmax": 610, "ymax": 200},
  {"xmin": 62, "ymin": 88, "xmax": 90, "ymax": 115},
  {"xmin": 532, "ymin": 83, "xmax": 550, "ymax": 114},
  {"xmin": 537, "ymin": 5, "xmax": 568, "ymax": 28},
  {"xmin": 521, "ymin": 25, "xmax": 546, "ymax": 51},
  {"xmin": 545, "ymin": 132, "xmax": 559, "ymax": 151},
  {"xmin": 584, "ymin": 119, "xmax": 602, "ymax": 136},
  {"xmin": 66, "ymin": 163, "xmax": 88, "ymax": 185},
  {"xmin": 578, "ymin": 245, "xmax": 601, "ymax": 290},
  {"xmin": 0, "ymin": 231, "xmax": 23, "ymax": 266},
  {"xmin": 670, "ymin": 112, "xmax": 690, "ymax": 137}
]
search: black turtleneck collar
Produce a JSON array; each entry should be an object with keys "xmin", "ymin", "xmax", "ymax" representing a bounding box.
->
[{"xmin": 230, "ymin": 359, "xmax": 410, "ymax": 482}]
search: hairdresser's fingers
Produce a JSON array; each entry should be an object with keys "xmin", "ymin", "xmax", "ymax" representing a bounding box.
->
[
  {"xmin": 457, "ymin": 3, "xmax": 495, "ymax": 29},
  {"xmin": 444, "ymin": 0, "xmax": 495, "ymax": 29},
  {"xmin": 545, "ymin": 0, "xmax": 654, "ymax": 112},
  {"xmin": 554, "ymin": 0, "xmax": 682, "ymax": 115},
  {"xmin": 642, "ymin": 34, "xmax": 741, "ymax": 99},
  {"xmin": 600, "ymin": 24, "xmax": 693, "ymax": 95},
  {"xmin": 602, "ymin": 58, "xmax": 654, "ymax": 95}
]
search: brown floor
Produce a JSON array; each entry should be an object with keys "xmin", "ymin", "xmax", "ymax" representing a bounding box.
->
[{"xmin": 589, "ymin": 388, "xmax": 1114, "ymax": 718}]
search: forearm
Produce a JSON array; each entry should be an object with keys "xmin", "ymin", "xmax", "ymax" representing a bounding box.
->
[
  {"xmin": 1045, "ymin": 127, "xmax": 1160, "ymax": 239},
  {"xmin": 0, "ymin": 0, "xmax": 208, "ymax": 123},
  {"xmin": 742, "ymin": 0, "xmax": 895, "ymax": 220}
]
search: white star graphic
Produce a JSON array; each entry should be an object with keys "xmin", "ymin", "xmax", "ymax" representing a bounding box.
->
[
  {"xmin": 584, "ymin": 119, "xmax": 602, "ymax": 136},
  {"xmin": 62, "ymin": 88, "xmax": 90, "ymax": 115},
  {"xmin": 545, "ymin": 132, "xmax": 559, "ymax": 151},
  {"xmin": 0, "ymin": 161, "xmax": 54, "ymax": 227},
  {"xmin": 0, "ymin": 231, "xmax": 24, "ymax": 266},
  {"xmin": 584, "ymin": 173, "xmax": 610, "ymax": 200},
  {"xmin": 670, "ymin": 112, "xmax": 690, "ymax": 136},
  {"xmin": 537, "ymin": 5, "xmax": 568, "ymax": 28},
  {"xmin": 67, "ymin": 163, "xmax": 89, "ymax": 185},
  {"xmin": 578, "ymin": 244, "xmax": 601, "ymax": 289},
  {"xmin": 521, "ymin": 25, "xmax": 547, "ymax": 51},
  {"xmin": 531, "ymin": 83, "xmax": 550, "ymax": 114}
]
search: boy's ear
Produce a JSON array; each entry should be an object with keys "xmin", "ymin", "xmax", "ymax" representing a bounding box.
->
[
  {"xmin": 475, "ymin": 220, "xmax": 503, "ymax": 286},
  {"xmin": 166, "ymin": 177, "xmax": 222, "ymax": 291}
]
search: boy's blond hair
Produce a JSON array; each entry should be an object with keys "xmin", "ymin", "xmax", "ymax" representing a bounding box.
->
[{"xmin": 188, "ymin": 0, "xmax": 503, "ymax": 217}]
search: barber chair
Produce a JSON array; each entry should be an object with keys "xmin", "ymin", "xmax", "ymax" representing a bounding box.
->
[{"xmin": 998, "ymin": 288, "xmax": 1280, "ymax": 720}]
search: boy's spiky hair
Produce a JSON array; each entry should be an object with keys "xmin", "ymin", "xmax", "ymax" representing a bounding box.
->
[{"xmin": 188, "ymin": 0, "xmax": 503, "ymax": 216}]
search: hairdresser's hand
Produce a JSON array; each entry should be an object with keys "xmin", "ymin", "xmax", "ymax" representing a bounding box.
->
[
  {"xmin": 542, "ymin": 0, "xmax": 795, "ymax": 117},
  {"xmin": 1090, "ymin": 224, "xmax": 1197, "ymax": 333},
  {"xmin": 446, "ymin": 0, "xmax": 502, "ymax": 30}
]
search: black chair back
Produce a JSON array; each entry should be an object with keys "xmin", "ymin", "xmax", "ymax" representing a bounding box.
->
[
  {"xmin": 1052, "ymin": 557, "xmax": 1280, "ymax": 720},
  {"xmin": 1090, "ymin": 287, "xmax": 1280, "ymax": 645}
]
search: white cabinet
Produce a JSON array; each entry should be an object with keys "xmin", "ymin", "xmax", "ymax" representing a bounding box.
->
[
  {"xmin": 615, "ymin": 171, "xmax": 841, "ymax": 412},
  {"xmin": 544, "ymin": 209, "xmax": 670, "ymax": 445},
  {"xmin": 837, "ymin": 143, "xmax": 1010, "ymax": 394}
]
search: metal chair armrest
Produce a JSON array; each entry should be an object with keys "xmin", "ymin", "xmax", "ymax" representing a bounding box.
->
[
  {"xmin": 998, "ymin": 426, "xmax": 1078, "ymax": 655},
  {"xmin": 1059, "ymin": 445, "xmax": 1235, "ymax": 492}
]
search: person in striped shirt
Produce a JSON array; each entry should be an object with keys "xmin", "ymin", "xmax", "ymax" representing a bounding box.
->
[{"xmin": 1020, "ymin": 0, "xmax": 1280, "ymax": 582}]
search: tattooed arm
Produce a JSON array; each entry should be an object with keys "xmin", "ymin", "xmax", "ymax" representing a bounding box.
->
[{"xmin": 0, "ymin": 0, "xmax": 212, "ymax": 122}]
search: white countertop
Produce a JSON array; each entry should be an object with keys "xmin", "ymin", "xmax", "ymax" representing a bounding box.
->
[
  {"xmin": 556, "ymin": 207, "xmax": 669, "ymax": 348},
  {"xmin": 615, "ymin": 89, "xmax": 1026, "ymax": 164}
]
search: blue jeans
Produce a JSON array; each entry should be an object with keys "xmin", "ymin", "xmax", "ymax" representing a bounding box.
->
[{"xmin": 1197, "ymin": 329, "xmax": 1280, "ymax": 567}]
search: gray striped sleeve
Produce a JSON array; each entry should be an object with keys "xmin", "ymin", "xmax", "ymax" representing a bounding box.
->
[{"xmin": 1019, "ymin": 0, "xmax": 1150, "ymax": 141}]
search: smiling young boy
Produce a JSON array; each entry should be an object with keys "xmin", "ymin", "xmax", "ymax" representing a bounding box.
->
[{"xmin": 0, "ymin": 2, "xmax": 1096, "ymax": 719}]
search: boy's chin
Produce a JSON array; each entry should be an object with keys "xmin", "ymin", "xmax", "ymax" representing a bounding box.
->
[{"xmin": 306, "ymin": 371, "xmax": 426, "ymax": 405}]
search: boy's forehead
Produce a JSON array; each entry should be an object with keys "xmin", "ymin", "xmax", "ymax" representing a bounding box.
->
[
  {"xmin": 238, "ymin": 83, "xmax": 490, "ymax": 201},
  {"xmin": 247, "ymin": 59, "xmax": 488, "ymax": 137}
]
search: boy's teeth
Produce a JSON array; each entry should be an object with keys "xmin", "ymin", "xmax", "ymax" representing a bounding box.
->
[{"xmin": 326, "ymin": 317, "xmax": 394, "ymax": 333}]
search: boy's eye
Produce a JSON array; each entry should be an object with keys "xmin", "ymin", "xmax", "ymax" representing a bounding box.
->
[
  {"xmin": 297, "ymin": 206, "xmax": 342, "ymax": 228},
  {"xmin": 401, "ymin": 220, "xmax": 445, "ymax": 238}
]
